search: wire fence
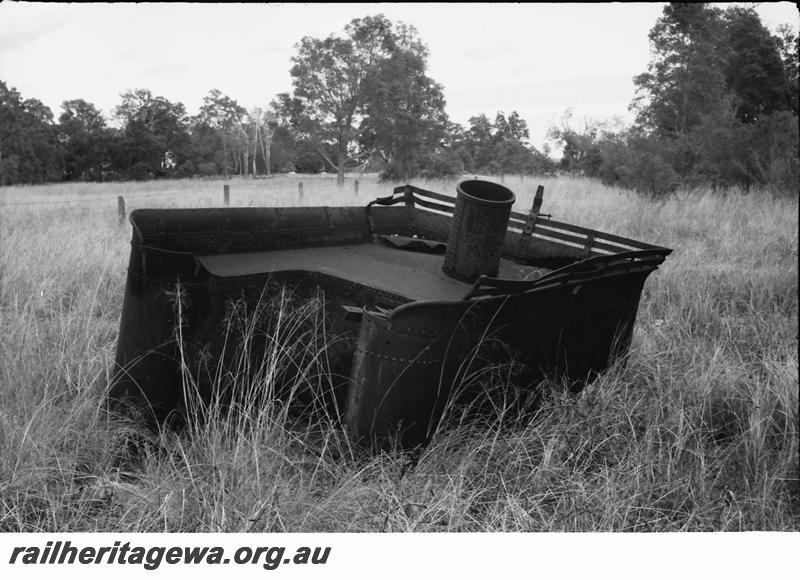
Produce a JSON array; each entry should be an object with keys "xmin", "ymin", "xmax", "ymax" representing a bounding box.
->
[
  {"xmin": 0, "ymin": 186, "xmax": 221, "ymax": 208},
  {"xmin": 0, "ymin": 175, "xmax": 542, "ymax": 226},
  {"xmin": 0, "ymin": 178, "xmax": 379, "ymax": 223}
]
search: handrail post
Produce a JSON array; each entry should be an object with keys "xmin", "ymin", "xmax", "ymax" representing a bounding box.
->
[
  {"xmin": 404, "ymin": 184, "xmax": 415, "ymax": 233},
  {"xmin": 522, "ymin": 185, "xmax": 545, "ymax": 238}
]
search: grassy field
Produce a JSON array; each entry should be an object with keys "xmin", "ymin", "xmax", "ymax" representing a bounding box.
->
[{"xmin": 0, "ymin": 173, "xmax": 797, "ymax": 532}]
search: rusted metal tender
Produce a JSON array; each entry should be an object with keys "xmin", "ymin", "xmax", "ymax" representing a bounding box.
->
[{"xmin": 109, "ymin": 179, "xmax": 671, "ymax": 449}]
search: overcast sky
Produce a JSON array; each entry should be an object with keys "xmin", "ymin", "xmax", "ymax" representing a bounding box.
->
[{"xmin": 1, "ymin": 2, "xmax": 797, "ymax": 150}]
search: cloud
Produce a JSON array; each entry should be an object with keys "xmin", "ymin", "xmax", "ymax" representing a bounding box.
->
[
  {"xmin": 0, "ymin": 5, "xmax": 72, "ymax": 50},
  {"xmin": 115, "ymin": 48, "xmax": 138, "ymax": 61},
  {"xmin": 250, "ymin": 43, "xmax": 292, "ymax": 57},
  {"xmin": 140, "ymin": 63, "xmax": 191, "ymax": 76},
  {"xmin": 505, "ymin": 63, "xmax": 542, "ymax": 77},
  {"xmin": 461, "ymin": 40, "xmax": 519, "ymax": 60},
  {"xmin": 449, "ymin": 76, "xmax": 635, "ymax": 109}
]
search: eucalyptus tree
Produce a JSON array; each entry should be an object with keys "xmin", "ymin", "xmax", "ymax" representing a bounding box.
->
[
  {"xmin": 775, "ymin": 24, "xmax": 799, "ymax": 114},
  {"xmin": 58, "ymin": 99, "xmax": 111, "ymax": 181},
  {"xmin": 113, "ymin": 89, "xmax": 192, "ymax": 179},
  {"xmin": 287, "ymin": 14, "xmax": 447, "ymax": 184},
  {"xmin": 196, "ymin": 89, "xmax": 246, "ymax": 179},
  {"xmin": 357, "ymin": 25, "xmax": 449, "ymax": 180},
  {"xmin": 0, "ymin": 81, "xmax": 60, "ymax": 185},
  {"xmin": 723, "ymin": 7, "xmax": 791, "ymax": 123},
  {"xmin": 630, "ymin": 3, "xmax": 797, "ymax": 191},
  {"xmin": 631, "ymin": 3, "xmax": 728, "ymax": 138},
  {"xmin": 459, "ymin": 111, "xmax": 547, "ymax": 176}
]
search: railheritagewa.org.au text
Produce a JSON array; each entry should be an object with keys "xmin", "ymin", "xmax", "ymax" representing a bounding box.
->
[{"xmin": 8, "ymin": 540, "xmax": 331, "ymax": 571}]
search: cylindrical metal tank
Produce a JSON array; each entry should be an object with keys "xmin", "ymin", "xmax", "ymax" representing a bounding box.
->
[{"xmin": 442, "ymin": 180, "xmax": 515, "ymax": 282}]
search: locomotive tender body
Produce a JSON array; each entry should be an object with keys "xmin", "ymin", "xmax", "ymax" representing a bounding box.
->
[{"xmin": 110, "ymin": 181, "xmax": 671, "ymax": 449}]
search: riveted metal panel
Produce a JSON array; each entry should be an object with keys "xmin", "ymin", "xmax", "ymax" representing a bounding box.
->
[{"xmin": 109, "ymin": 182, "xmax": 671, "ymax": 451}]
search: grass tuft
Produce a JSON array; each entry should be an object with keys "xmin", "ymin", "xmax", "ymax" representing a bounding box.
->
[{"xmin": 0, "ymin": 173, "xmax": 797, "ymax": 531}]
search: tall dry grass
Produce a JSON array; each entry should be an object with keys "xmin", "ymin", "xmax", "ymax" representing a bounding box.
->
[{"xmin": 0, "ymin": 174, "xmax": 797, "ymax": 531}]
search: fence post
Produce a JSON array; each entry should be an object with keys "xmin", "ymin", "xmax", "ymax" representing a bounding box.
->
[
  {"xmin": 354, "ymin": 179, "xmax": 359, "ymax": 195},
  {"xmin": 223, "ymin": 184, "xmax": 230, "ymax": 206},
  {"xmin": 117, "ymin": 196, "xmax": 126, "ymax": 225},
  {"xmin": 298, "ymin": 181, "xmax": 304, "ymax": 197}
]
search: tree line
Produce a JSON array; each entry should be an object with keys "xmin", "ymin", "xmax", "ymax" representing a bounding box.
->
[
  {"xmin": 1, "ymin": 6, "xmax": 797, "ymax": 195},
  {"xmin": 549, "ymin": 4, "xmax": 799, "ymax": 196},
  {"xmin": 0, "ymin": 14, "xmax": 552, "ymax": 188}
]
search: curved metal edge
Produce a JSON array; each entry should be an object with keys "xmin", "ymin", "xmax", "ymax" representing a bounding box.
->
[
  {"xmin": 344, "ymin": 264, "xmax": 658, "ymax": 451},
  {"xmin": 385, "ymin": 247, "xmax": 670, "ymax": 322},
  {"xmin": 344, "ymin": 310, "xmax": 470, "ymax": 450}
]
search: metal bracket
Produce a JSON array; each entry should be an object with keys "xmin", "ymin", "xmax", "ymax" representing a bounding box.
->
[
  {"xmin": 342, "ymin": 305, "xmax": 364, "ymax": 322},
  {"xmin": 342, "ymin": 304, "xmax": 393, "ymax": 323},
  {"xmin": 521, "ymin": 185, "xmax": 545, "ymax": 239}
]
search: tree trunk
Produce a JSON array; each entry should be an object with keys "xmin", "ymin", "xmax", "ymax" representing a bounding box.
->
[
  {"xmin": 222, "ymin": 140, "xmax": 229, "ymax": 179},
  {"xmin": 261, "ymin": 135, "xmax": 272, "ymax": 177},
  {"xmin": 251, "ymin": 121, "xmax": 259, "ymax": 177},
  {"xmin": 337, "ymin": 145, "xmax": 345, "ymax": 186}
]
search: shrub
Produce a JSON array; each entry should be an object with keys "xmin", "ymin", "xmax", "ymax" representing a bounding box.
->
[
  {"xmin": 197, "ymin": 161, "xmax": 218, "ymax": 177},
  {"xmin": 597, "ymin": 131, "xmax": 680, "ymax": 197},
  {"xmin": 173, "ymin": 160, "xmax": 195, "ymax": 179},
  {"xmin": 126, "ymin": 162, "xmax": 150, "ymax": 181}
]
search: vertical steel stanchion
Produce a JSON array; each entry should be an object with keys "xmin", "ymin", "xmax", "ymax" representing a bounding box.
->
[{"xmin": 223, "ymin": 184, "xmax": 230, "ymax": 206}]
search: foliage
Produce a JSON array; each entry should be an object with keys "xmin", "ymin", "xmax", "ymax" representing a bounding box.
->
[
  {"xmin": 0, "ymin": 5, "xmax": 796, "ymax": 191},
  {"xmin": 775, "ymin": 24, "xmax": 799, "ymax": 115},
  {"xmin": 286, "ymin": 14, "xmax": 451, "ymax": 184},
  {"xmin": 194, "ymin": 89, "xmax": 246, "ymax": 178},
  {"xmin": 359, "ymin": 32, "xmax": 449, "ymax": 181},
  {"xmin": 549, "ymin": 3, "xmax": 798, "ymax": 197},
  {"xmin": 0, "ymin": 81, "xmax": 61, "ymax": 184},
  {"xmin": 631, "ymin": 3, "xmax": 728, "ymax": 137},
  {"xmin": 724, "ymin": 7, "xmax": 791, "ymax": 123},
  {"xmin": 196, "ymin": 161, "xmax": 218, "ymax": 177},
  {"xmin": 58, "ymin": 99, "xmax": 112, "ymax": 181},
  {"xmin": 547, "ymin": 110, "xmax": 603, "ymax": 175},
  {"xmin": 596, "ymin": 129, "xmax": 680, "ymax": 197},
  {"xmin": 747, "ymin": 111, "xmax": 800, "ymax": 194},
  {"xmin": 450, "ymin": 111, "xmax": 554, "ymax": 178},
  {"xmin": 113, "ymin": 89, "xmax": 192, "ymax": 179}
]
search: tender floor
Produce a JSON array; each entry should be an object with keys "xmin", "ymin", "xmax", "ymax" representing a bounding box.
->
[{"xmin": 197, "ymin": 237, "xmax": 549, "ymax": 302}]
